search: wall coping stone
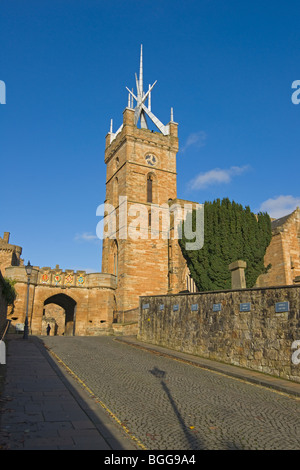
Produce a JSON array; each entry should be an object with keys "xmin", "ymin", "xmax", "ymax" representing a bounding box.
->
[{"xmin": 140, "ymin": 283, "xmax": 300, "ymax": 299}]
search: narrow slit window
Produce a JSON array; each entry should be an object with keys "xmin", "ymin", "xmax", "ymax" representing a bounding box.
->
[{"xmin": 147, "ymin": 174, "xmax": 153, "ymax": 203}]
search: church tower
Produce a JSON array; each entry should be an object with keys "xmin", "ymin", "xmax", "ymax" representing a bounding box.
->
[{"xmin": 101, "ymin": 46, "xmax": 192, "ymax": 321}]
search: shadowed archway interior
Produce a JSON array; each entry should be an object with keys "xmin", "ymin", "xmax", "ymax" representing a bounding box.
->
[{"xmin": 43, "ymin": 293, "xmax": 77, "ymax": 336}]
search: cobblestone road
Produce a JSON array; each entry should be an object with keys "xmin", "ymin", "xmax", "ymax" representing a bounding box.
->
[{"xmin": 42, "ymin": 336, "xmax": 300, "ymax": 450}]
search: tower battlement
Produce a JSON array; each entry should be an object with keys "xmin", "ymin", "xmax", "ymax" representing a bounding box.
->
[{"xmin": 0, "ymin": 231, "xmax": 23, "ymax": 276}]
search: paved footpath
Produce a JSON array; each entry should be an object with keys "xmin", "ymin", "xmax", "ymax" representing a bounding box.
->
[
  {"xmin": 1, "ymin": 334, "xmax": 300, "ymax": 450},
  {"xmin": 0, "ymin": 335, "xmax": 137, "ymax": 450}
]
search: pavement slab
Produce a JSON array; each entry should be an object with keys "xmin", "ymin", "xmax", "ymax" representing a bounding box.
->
[{"xmin": 0, "ymin": 334, "xmax": 138, "ymax": 450}]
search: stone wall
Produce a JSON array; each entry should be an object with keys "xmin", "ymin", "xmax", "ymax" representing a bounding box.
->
[{"xmin": 138, "ymin": 285, "xmax": 300, "ymax": 382}]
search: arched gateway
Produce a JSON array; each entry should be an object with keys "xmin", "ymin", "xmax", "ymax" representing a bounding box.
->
[
  {"xmin": 5, "ymin": 265, "xmax": 117, "ymax": 336},
  {"xmin": 43, "ymin": 293, "xmax": 77, "ymax": 336}
]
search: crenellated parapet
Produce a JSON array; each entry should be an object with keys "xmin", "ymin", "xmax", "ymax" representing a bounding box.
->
[
  {"xmin": 39, "ymin": 266, "xmax": 87, "ymax": 288},
  {"xmin": 5, "ymin": 264, "xmax": 117, "ymax": 290}
]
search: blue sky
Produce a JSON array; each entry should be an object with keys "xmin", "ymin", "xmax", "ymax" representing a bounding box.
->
[{"xmin": 1, "ymin": 0, "xmax": 300, "ymax": 273}]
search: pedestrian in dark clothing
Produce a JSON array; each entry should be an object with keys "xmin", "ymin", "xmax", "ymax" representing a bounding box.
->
[{"xmin": 46, "ymin": 324, "xmax": 51, "ymax": 336}]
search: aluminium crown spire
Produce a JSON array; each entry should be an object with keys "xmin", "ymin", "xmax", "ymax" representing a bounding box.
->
[{"xmin": 109, "ymin": 45, "xmax": 174, "ymax": 143}]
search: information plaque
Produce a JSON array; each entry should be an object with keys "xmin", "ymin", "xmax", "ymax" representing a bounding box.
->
[
  {"xmin": 213, "ymin": 303, "xmax": 222, "ymax": 312},
  {"xmin": 240, "ymin": 303, "xmax": 251, "ymax": 312},
  {"xmin": 275, "ymin": 301, "xmax": 289, "ymax": 313}
]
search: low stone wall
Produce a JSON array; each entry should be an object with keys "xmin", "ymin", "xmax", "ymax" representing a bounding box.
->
[{"xmin": 138, "ymin": 285, "xmax": 300, "ymax": 382}]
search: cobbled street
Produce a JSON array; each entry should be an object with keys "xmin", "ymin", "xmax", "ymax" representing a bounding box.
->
[{"xmin": 42, "ymin": 336, "xmax": 300, "ymax": 450}]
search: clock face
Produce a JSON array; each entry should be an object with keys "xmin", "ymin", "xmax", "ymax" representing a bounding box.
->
[{"xmin": 145, "ymin": 154, "xmax": 157, "ymax": 166}]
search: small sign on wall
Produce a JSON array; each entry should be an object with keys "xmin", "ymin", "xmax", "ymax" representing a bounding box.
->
[
  {"xmin": 142, "ymin": 303, "xmax": 150, "ymax": 309},
  {"xmin": 213, "ymin": 303, "xmax": 222, "ymax": 312},
  {"xmin": 191, "ymin": 304, "xmax": 199, "ymax": 311},
  {"xmin": 173, "ymin": 304, "xmax": 179, "ymax": 311},
  {"xmin": 240, "ymin": 302, "xmax": 251, "ymax": 312},
  {"xmin": 275, "ymin": 301, "xmax": 289, "ymax": 313},
  {"xmin": 159, "ymin": 304, "xmax": 164, "ymax": 310}
]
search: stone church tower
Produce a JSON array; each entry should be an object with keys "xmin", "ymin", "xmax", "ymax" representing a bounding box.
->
[{"xmin": 101, "ymin": 46, "xmax": 196, "ymax": 322}]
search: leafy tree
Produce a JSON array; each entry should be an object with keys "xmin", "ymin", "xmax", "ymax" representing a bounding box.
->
[
  {"xmin": 1, "ymin": 278, "xmax": 17, "ymax": 306},
  {"xmin": 179, "ymin": 198, "xmax": 272, "ymax": 291}
]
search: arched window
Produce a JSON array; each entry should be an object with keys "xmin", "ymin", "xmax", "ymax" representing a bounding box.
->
[
  {"xmin": 113, "ymin": 240, "xmax": 118, "ymax": 278},
  {"xmin": 147, "ymin": 174, "xmax": 153, "ymax": 203},
  {"xmin": 113, "ymin": 251, "xmax": 118, "ymax": 277},
  {"xmin": 113, "ymin": 177, "xmax": 118, "ymax": 207},
  {"xmin": 108, "ymin": 240, "xmax": 118, "ymax": 279}
]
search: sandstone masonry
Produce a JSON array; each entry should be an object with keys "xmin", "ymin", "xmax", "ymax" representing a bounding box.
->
[
  {"xmin": 138, "ymin": 285, "xmax": 300, "ymax": 382},
  {"xmin": 256, "ymin": 207, "xmax": 300, "ymax": 287}
]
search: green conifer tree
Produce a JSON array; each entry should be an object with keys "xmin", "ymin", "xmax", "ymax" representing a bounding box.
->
[{"xmin": 179, "ymin": 198, "xmax": 272, "ymax": 291}]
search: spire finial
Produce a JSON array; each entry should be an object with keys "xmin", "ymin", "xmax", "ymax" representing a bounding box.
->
[
  {"xmin": 122, "ymin": 45, "xmax": 170, "ymax": 137},
  {"xmin": 148, "ymin": 84, "xmax": 151, "ymax": 111},
  {"xmin": 139, "ymin": 44, "xmax": 143, "ymax": 98}
]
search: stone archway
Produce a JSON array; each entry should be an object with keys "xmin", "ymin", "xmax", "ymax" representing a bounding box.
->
[{"xmin": 43, "ymin": 293, "xmax": 77, "ymax": 336}]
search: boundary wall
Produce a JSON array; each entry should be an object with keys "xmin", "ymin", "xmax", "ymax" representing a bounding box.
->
[{"xmin": 138, "ymin": 285, "xmax": 300, "ymax": 382}]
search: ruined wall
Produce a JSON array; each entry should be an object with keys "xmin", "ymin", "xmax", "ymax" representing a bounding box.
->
[
  {"xmin": 138, "ymin": 285, "xmax": 300, "ymax": 382},
  {"xmin": 256, "ymin": 208, "xmax": 300, "ymax": 287}
]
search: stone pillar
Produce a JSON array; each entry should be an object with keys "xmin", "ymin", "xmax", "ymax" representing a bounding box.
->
[
  {"xmin": 168, "ymin": 121, "xmax": 178, "ymax": 138},
  {"xmin": 123, "ymin": 107, "xmax": 135, "ymax": 127},
  {"xmin": 3, "ymin": 232, "xmax": 10, "ymax": 243},
  {"xmin": 229, "ymin": 260, "xmax": 247, "ymax": 289}
]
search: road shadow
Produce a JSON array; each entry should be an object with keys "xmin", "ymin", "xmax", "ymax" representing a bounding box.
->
[
  {"xmin": 149, "ymin": 366, "xmax": 243, "ymax": 450},
  {"xmin": 149, "ymin": 366, "xmax": 205, "ymax": 449}
]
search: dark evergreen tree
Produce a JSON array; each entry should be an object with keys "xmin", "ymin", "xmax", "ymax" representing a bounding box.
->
[{"xmin": 179, "ymin": 198, "xmax": 272, "ymax": 291}]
